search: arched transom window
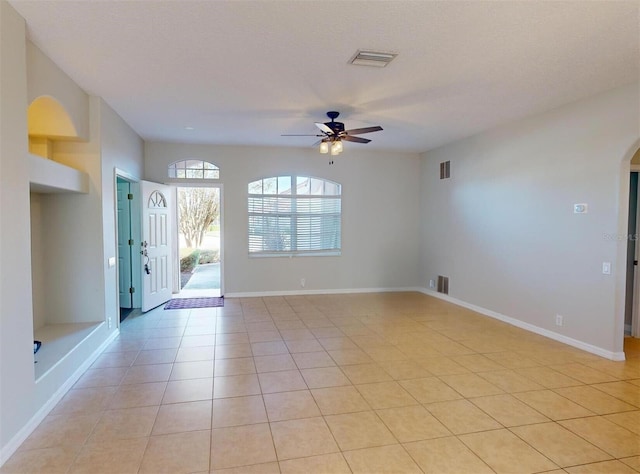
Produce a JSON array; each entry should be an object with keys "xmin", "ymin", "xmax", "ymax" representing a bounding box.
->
[
  {"xmin": 248, "ymin": 175, "xmax": 342, "ymax": 256},
  {"xmin": 168, "ymin": 160, "xmax": 219, "ymax": 179}
]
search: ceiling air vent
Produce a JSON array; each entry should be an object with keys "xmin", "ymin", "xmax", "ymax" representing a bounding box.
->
[{"xmin": 349, "ymin": 50, "xmax": 397, "ymax": 68}]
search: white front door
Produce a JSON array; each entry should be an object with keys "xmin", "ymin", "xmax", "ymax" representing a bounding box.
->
[{"xmin": 142, "ymin": 181, "xmax": 173, "ymax": 312}]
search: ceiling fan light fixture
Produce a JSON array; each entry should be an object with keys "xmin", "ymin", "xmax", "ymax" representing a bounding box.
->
[
  {"xmin": 335, "ymin": 139, "xmax": 343, "ymax": 153},
  {"xmin": 319, "ymin": 141, "xmax": 329, "ymax": 154},
  {"xmin": 330, "ymin": 141, "xmax": 341, "ymax": 156},
  {"xmin": 349, "ymin": 50, "xmax": 397, "ymax": 68}
]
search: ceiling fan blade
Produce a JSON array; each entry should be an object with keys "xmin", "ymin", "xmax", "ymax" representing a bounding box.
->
[
  {"xmin": 281, "ymin": 134, "xmax": 323, "ymax": 136},
  {"xmin": 315, "ymin": 122, "xmax": 334, "ymax": 134},
  {"xmin": 342, "ymin": 135, "xmax": 371, "ymax": 144},
  {"xmin": 311, "ymin": 139, "xmax": 323, "ymax": 147},
  {"xmin": 344, "ymin": 126, "xmax": 383, "ymax": 135}
]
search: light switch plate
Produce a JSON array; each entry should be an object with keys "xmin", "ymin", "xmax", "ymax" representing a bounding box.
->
[
  {"xmin": 602, "ymin": 262, "xmax": 611, "ymax": 275},
  {"xmin": 108, "ymin": 257, "xmax": 116, "ymax": 268}
]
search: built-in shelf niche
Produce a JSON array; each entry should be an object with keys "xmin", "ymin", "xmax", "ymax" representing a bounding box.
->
[{"xmin": 30, "ymin": 153, "xmax": 98, "ymax": 381}]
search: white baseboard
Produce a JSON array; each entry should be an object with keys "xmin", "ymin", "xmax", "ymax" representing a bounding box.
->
[
  {"xmin": 0, "ymin": 330, "xmax": 119, "ymax": 467},
  {"xmin": 225, "ymin": 287, "xmax": 423, "ymax": 298},
  {"xmin": 419, "ymin": 288, "xmax": 626, "ymax": 362}
]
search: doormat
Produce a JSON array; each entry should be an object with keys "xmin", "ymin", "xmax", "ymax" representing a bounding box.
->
[{"xmin": 164, "ymin": 297, "xmax": 224, "ymax": 310}]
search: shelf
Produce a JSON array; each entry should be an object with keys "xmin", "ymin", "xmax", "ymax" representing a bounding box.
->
[
  {"xmin": 34, "ymin": 322, "xmax": 102, "ymax": 381},
  {"xmin": 29, "ymin": 153, "xmax": 89, "ymax": 194}
]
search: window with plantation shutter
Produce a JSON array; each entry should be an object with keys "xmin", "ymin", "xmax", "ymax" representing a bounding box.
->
[{"xmin": 248, "ymin": 176, "xmax": 342, "ymax": 256}]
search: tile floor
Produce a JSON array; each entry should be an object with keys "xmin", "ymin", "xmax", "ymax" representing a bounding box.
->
[{"xmin": 3, "ymin": 292, "xmax": 640, "ymax": 473}]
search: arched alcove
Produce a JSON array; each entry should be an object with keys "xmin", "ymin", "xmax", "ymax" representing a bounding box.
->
[{"xmin": 27, "ymin": 95, "xmax": 80, "ymax": 159}]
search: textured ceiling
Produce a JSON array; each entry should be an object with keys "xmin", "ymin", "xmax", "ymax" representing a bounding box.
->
[{"xmin": 9, "ymin": 0, "xmax": 640, "ymax": 153}]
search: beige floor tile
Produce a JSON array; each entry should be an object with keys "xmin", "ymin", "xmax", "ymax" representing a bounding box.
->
[
  {"xmin": 270, "ymin": 416, "xmax": 339, "ymax": 460},
  {"xmin": 559, "ymin": 416, "xmax": 640, "ymax": 458},
  {"xmin": 343, "ymin": 444, "xmax": 422, "ymax": 473},
  {"xmin": 211, "ymin": 423, "xmax": 276, "ymax": 469},
  {"xmin": 565, "ymin": 460, "xmax": 639, "ymax": 474},
  {"xmin": 215, "ymin": 343, "xmax": 253, "ymax": 360},
  {"xmin": 319, "ymin": 337, "xmax": 359, "ymax": 351},
  {"xmin": 285, "ymin": 339, "xmax": 324, "ymax": 353},
  {"xmin": 214, "ymin": 357, "xmax": 256, "ymax": 376},
  {"xmin": 249, "ymin": 330, "xmax": 282, "ymax": 343},
  {"xmin": 181, "ymin": 334, "xmax": 216, "ymax": 347},
  {"xmin": 175, "ymin": 345, "xmax": 215, "ymax": 363},
  {"xmin": 212, "ymin": 462, "xmax": 281, "ymax": 474},
  {"xmin": 143, "ymin": 337, "xmax": 181, "ymax": 350},
  {"xmin": 169, "ymin": 360, "xmax": 214, "ymax": 380},
  {"xmin": 376, "ymin": 405, "xmax": 451, "ymax": 442},
  {"xmin": 74, "ymin": 367, "xmax": 128, "ymax": 388},
  {"xmin": 511, "ymin": 422, "xmax": 612, "ymax": 467},
  {"xmin": 122, "ymin": 364, "xmax": 173, "ymax": 384},
  {"xmin": 139, "ymin": 430, "xmax": 210, "ymax": 474},
  {"xmin": 477, "ymin": 369, "xmax": 544, "ymax": 393},
  {"xmin": 252, "ymin": 340, "xmax": 289, "ymax": 356},
  {"xmin": 297, "ymin": 367, "xmax": 347, "ymax": 389},
  {"xmin": 292, "ymin": 351, "xmax": 336, "ymax": 369},
  {"xmin": 484, "ymin": 351, "xmax": 541, "ymax": 369},
  {"xmin": 68, "ymin": 438, "xmax": 148, "ymax": 474},
  {"xmin": 108, "ymin": 382, "xmax": 166, "ymax": 409},
  {"xmin": 19, "ymin": 412, "xmax": 100, "ymax": 451},
  {"xmin": 311, "ymin": 386, "xmax": 371, "ymax": 415},
  {"xmin": 404, "ymin": 436, "xmax": 494, "ymax": 474},
  {"xmin": 341, "ymin": 363, "xmax": 393, "ymax": 384},
  {"xmin": 363, "ymin": 346, "xmax": 408, "ymax": 362},
  {"xmin": 470, "ymin": 394, "xmax": 549, "ymax": 427},
  {"xmin": 328, "ymin": 348, "xmax": 375, "ymax": 365},
  {"xmin": 550, "ymin": 363, "xmax": 619, "ymax": 384},
  {"xmin": 515, "ymin": 366, "xmax": 582, "ymax": 388},
  {"xmin": 620, "ymin": 456, "xmax": 640, "ymax": 471},
  {"xmin": 92, "ymin": 350, "xmax": 139, "ymax": 368},
  {"xmin": 605, "ymin": 410, "xmax": 640, "ymax": 435},
  {"xmin": 452, "ymin": 354, "xmax": 506, "ymax": 372},
  {"xmin": 259, "ymin": 370, "xmax": 307, "ymax": 393},
  {"xmin": 425, "ymin": 399, "xmax": 502, "ymax": 434},
  {"xmin": 50, "ymin": 386, "xmax": 117, "ymax": 415},
  {"xmin": 152, "ymin": 400, "xmax": 212, "ymax": 435},
  {"xmin": 279, "ymin": 453, "xmax": 350, "ymax": 474},
  {"xmin": 212, "ymin": 395, "xmax": 267, "ymax": 427},
  {"xmin": 89, "ymin": 406, "xmax": 159, "ymax": 442},
  {"xmin": 416, "ymin": 357, "xmax": 470, "ymax": 376},
  {"xmin": 514, "ymin": 390, "xmax": 595, "ymax": 420},
  {"xmin": 439, "ymin": 373, "xmax": 504, "ymax": 398},
  {"xmin": 355, "ymin": 381, "xmax": 418, "ymax": 409},
  {"xmin": 279, "ymin": 328, "xmax": 315, "ymax": 341},
  {"xmin": 459, "ymin": 429, "xmax": 558, "ymax": 474},
  {"xmin": 1, "ymin": 446, "xmax": 80, "ymax": 474},
  {"xmin": 215, "ymin": 333, "xmax": 250, "ymax": 345},
  {"xmin": 399, "ymin": 377, "xmax": 463, "ymax": 404},
  {"xmin": 162, "ymin": 378, "xmax": 213, "ymax": 404},
  {"xmin": 325, "ymin": 411, "xmax": 396, "ymax": 451},
  {"xmin": 263, "ymin": 390, "xmax": 320, "ymax": 421},
  {"xmin": 214, "ymin": 374, "xmax": 261, "ymax": 398},
  {"xmin": 254, "ymin": 354, "xmax": 297, "ymax": 373},
  {"xmin": 554, "ymin": 385, "xmax": 637, "ymax": 415},
  {"xmin": 133, "ymin": 348, "xmax": 177, "ymax": 365},
  {"xmin": 377, "ymin": 360, "xmax": 432, "ymax": 380},
  {"xmin": 592, "ymin": 381, "xmax": 640, "ymax": 407}
]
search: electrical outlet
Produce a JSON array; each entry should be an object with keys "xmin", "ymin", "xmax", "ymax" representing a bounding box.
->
[
  {"xmin": 555, "ymin": 314, "xmax": 563, "ymax": 327},
  {"xmin": 300, "ymin": 278, "xmax": 306, "ymax": 288},
  {"xmin": 602, "ymin": 262, "xmax": 611, "ymax": 275},
  {"xmin": 429, "ymin": 279, "xmax": 435, "ymax": 288}
]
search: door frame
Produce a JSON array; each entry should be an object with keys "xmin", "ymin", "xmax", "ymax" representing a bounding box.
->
[
  {"xmin": 630, "ymin": 165, "xmax": 640, "ymax": 338},
  {"xmin": 172, "ymin": 182, "xmax": 224, "ymax": 297},
  {"xmin": 114, "ymin": 168, "xmax": 142, "ymax": 327}
]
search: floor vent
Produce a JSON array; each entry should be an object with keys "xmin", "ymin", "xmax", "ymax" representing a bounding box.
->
[
  {"xmin": 437, "ymin": 275, "xmax": 449, "ymax": 294},
  {"xmin": 440, "ymin": 161, "xmax": 451, "ymax": 179}
]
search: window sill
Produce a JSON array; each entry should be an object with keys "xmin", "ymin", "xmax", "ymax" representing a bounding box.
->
[{"xmin": 249, "ymin": 251, "xmax": 341, "ymax": 258}]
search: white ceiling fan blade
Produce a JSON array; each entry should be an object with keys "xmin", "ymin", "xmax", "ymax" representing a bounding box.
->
[{"xmin": 314, "ymin": 122, "xmax": 333, "ymax": 134}]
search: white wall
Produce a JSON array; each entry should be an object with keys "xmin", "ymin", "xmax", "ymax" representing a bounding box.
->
[
  {"xmin": 145, "ymin": 144, "xmax": 422, "ymax": 295},
  {"xmin": 0, "ymin": 0, "xmax": 36, "ymax": 451},
  {"xmin": 420, "ymin": 83, "xmax": 640, "ymax": 356},
  {"xmin": 26, "ymin": 41, "xmax": 89, "ymax": 140}
]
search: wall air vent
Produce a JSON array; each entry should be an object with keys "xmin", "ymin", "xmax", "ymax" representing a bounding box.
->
[
  {"xmin": 349, "ymin": 50, "xmax": 397, "ymax": 68},
  {"xmin": 437, "ymin": 275, "xmax": 449, "ymax": 295},
  {"xmin": 440, "ymin": 161, "xmax": 450, "ymax": 179}
]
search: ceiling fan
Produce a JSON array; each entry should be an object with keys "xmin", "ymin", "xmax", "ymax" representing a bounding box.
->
[{"xmin": 282, "ymin": 111, "xmax": 383, "ymax": 156}]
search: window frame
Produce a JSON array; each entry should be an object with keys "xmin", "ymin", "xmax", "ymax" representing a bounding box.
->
[
  {"xmin": 168, "ymin": 159, "xmax": 220, "ymax": 180},
  {"xmin": 248, "ymin": 175, "xmax": 342, "ymax": 258}
]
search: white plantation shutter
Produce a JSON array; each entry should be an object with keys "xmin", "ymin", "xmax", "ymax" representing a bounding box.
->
[{"xmin": 248, "ymin": 176, "xmax": 341, "ymax": 256}]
